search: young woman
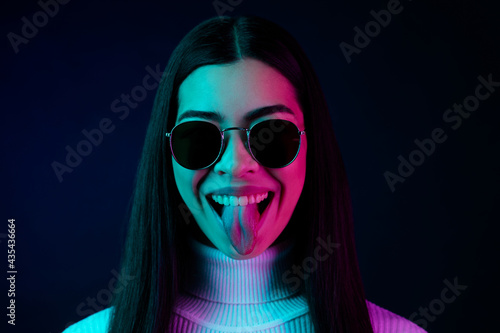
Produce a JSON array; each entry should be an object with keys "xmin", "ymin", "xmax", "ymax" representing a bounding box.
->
[{"xmin": 63, "ymin": 16, "xmax": 426, "ymax": 333}]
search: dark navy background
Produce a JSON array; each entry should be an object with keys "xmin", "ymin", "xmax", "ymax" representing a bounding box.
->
[{"xmin": 1, "ymin": 0, "xmax": 498, "ymax": 332}]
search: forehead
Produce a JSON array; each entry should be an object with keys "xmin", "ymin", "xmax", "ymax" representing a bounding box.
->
[{"xmin": 176, "ymin": 58, "xmax": 303, "ymax": 126}]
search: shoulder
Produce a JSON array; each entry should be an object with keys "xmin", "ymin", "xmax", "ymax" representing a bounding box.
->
[
  {"xmin": 366, "ymin": 300, "xmax": 427, "ymax": 333},
  {"xmin": 62, "ymin": 307, "xmax": 113, "ymax": 333}
]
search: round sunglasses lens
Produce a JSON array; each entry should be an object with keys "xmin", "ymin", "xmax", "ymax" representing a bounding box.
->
[
  {"xmin": 171, "ymin": 121, "xmax": 222, "ymax": 169},
  {"xmin": 249, "ymin": 119, "xmax": 301, "ymax": 168}
]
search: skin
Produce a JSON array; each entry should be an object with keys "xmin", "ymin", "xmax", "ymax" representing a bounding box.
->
[{"xmin": 172, "ymin": 58, "xmax": 307, "ymax": 259}]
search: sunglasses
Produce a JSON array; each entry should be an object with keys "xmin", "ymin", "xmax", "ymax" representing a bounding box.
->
[{"xmin": 165, "ymin": 119, "xmax": 306, "ymax": 170}]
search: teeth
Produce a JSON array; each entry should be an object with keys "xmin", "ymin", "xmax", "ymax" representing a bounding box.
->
[{"xmin": 211, "ymin": 192, "xmax": 269, "ymax": 207}]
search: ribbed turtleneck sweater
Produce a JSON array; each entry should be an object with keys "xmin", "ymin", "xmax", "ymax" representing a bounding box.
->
[
  {"xmin": 170, "ymin": 235, "xmax": 313, "ymax": 332},
  {"xmin": 62, "ymin": 236, "xmax": 427, "ymax": 333}
]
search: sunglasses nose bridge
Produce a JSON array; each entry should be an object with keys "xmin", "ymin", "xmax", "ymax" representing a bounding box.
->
[
  {"xmin": 215, "ymin": 127, "xmax": 259, "ymax": 174},
  {"xmin": 220, "ymin": 127, "xmax": 251, "ymax": 155}
]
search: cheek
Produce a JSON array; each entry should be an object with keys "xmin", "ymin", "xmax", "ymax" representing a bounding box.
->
[
  {"xmin": 291, "ymin": 138, "xmax": 307, "ymax": 193},
  {"xmin": 172, "ymin": 161, "xmax": 208, "ymax": 203},
  {"xmin": 273, "ymin": 139, "xmax": 307, "ymax": 198},
  {"xmin": 290, "ymin": 137, "xmax": 307, "ymax": 182}
]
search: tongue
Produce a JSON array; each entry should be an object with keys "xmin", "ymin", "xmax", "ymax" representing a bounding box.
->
[{"xmin": 221, "ymin": 203, "xmax": 260, "ymax": 255}]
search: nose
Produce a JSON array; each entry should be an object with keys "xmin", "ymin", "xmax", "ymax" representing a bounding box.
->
[{"xmin": 213, "ymin": 129, "xmax": 259, "ymax": 176}]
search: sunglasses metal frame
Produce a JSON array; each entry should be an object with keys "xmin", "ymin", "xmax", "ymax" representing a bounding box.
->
[{"xmin": 165, "ymin": 119, "xmax": 306, "ymax": 170}]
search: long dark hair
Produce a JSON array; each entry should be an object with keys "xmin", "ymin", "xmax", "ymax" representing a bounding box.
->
[{"xmin": 108, "ymin": 15, "xmax": 374, "ymax": 333}]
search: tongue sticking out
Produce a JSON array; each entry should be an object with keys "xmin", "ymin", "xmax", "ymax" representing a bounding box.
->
[{"xmin": 221, "ymin": 203, "xmax": 260, "ymax": 255}]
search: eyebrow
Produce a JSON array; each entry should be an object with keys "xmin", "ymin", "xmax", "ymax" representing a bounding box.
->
[{"xmin": 176, "ymin": 104, "xmax": 296, "ymax": 123}]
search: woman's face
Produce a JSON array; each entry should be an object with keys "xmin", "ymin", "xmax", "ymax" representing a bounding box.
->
[{"xmin": 172, "ymin": 58, "xmax": 307, "ymax": 259}]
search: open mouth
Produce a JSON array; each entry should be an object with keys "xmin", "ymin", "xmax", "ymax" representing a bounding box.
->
[{"xmin": 206, "ymin": 192, "xmax": 274, "ymax": 218}]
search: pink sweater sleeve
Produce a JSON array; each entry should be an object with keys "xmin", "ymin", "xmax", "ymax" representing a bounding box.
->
[{"xmin": 367, "ymin": 301, "xmax": 427, "ymax": 333}]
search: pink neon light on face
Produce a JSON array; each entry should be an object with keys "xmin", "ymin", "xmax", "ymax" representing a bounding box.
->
[{"xmin": 172, "ymin": 58, "xmax": 307, "ymax": 260}]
